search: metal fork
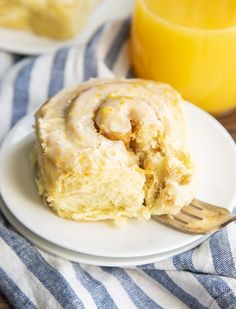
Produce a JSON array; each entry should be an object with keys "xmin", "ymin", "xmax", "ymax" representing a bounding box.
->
[{"xmin": 153, "ymin": 199, "xmax": 236, "ymax": 234}]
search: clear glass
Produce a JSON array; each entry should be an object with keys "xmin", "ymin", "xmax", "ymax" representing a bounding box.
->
[{"xmin": 131, "ymin": 0, "xmax": 236, "ymax": 114}]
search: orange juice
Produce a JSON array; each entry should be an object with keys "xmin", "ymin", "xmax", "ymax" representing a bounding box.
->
[{"xmin": 131, "ymin": 0, "xmax": 236, "ymax": 114}]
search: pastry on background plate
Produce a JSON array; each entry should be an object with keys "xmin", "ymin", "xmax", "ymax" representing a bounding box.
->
[
  {"xmin": 0, "ymin": 0, "xmax": 99, "ymax": 39},
  {"xmin": 32, "ymin": 79, "xmax": 194, "ymax": 222}
]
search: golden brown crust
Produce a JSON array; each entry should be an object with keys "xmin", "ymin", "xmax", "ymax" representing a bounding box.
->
[{"xmin": 33, "ymin": 78, "xmax": 195, "ymax": 222}]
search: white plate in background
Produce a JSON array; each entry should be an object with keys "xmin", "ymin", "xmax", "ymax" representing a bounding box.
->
[{"xmin": 0, "ymin": 0, "xmax": 134, "ymax": 55}]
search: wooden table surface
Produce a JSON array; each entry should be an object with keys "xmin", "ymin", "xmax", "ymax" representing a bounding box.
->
[
  {"xmin": 0, "ymin": 294, "xmax": 10, "ymax": 309},
  {"xmin": 0, "ymin": 109, "xmax": 235, "ymax": 309}
]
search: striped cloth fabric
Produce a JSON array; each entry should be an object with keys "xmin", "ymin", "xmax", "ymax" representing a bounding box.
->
[{"xmin": 0, "ymin": 18, "xmax": 236, "ymax": 309}]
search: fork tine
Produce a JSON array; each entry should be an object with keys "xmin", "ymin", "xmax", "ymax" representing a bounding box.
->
[
  {"xmin": 189, "ymin": 203, "xmax": 203, "ymax": 211},
  {"xmin": 182, "ymin": 203, "xmax": 204, "ymax": 219},
  {"xmin": 172, "ymin": 215, "xmax": 188, "ymax": 225},
  {"xmin": 181, "ymin": 209, "xmax": 203, "ymax": 220},
  {"xmin": 173, "ymin": 212, "xmax": 191, "ymax": 224},
  {"xmin": 191, "ymin": 198, "xmax": 215, "ymax": 209},
  {"xmin": 191, "ymin": 199, "xmax": 230, "ymax": 216},
  {"xmin": 154, "ymin": 198, "xmax": 231, "ymax": 234}
]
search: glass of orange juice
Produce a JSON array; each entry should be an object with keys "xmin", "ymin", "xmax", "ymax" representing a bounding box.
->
[{"xmin": 131, "ymin": 0, "xmax": 236, "ymax": 114}]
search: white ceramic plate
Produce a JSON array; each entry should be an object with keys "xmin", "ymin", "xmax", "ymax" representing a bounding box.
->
[
  {"xmin": 1, "ymin": 102, "xmax": 236, "ymax": 258},
  {"xmin": 0, "ymin": 198, "xmax": 209, "ymax": 267},
  {"xmin": 0, "ymin": 0, "xmax": 134, "ymax": 55}
]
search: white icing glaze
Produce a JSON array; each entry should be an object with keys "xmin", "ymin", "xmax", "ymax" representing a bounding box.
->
[{"xmin": 35, "ymin": 79, "xmax": 195, "ymax": 219}]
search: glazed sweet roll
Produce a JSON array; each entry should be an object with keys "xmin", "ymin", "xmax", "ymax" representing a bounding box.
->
[
  {"xmin": 0, "ymin": 0, "xmax": 99, "ymax": 39},
  {"xmin": 33, "ymin": 79, "xmax": 194, "ymax": 221}
]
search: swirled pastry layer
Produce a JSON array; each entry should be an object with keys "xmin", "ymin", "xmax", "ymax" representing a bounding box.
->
[{"xmin": 33, "ymin": 79, "xmax": 194, "ymax": 221}]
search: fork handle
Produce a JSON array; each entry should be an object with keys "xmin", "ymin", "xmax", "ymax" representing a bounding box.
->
[{"xmin": 219, "ymin": 215, "xmax": 236, "ymax": 229}]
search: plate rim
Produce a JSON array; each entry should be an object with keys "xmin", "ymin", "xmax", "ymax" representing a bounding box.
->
[
  {"xmin": 0, "ymin": 101, "xmax": 236, "ymax": 258},
  {"xmin": 0, "ymin": 198, "xmax": 210, "ymax": 267}
]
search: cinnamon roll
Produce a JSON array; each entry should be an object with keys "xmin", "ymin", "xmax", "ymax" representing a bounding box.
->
[
  {"xmin": 33, "ymin": 79, "xmax": 194, "ymax": 222},
  {"xmin": 0, "ymin": 0, "xmax": 99, "ymax": 39}
]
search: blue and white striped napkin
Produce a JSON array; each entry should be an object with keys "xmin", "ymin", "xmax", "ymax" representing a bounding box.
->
[{"xmin": 0, "ymin": 19, "xmax": 236, "ymax": 309}]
